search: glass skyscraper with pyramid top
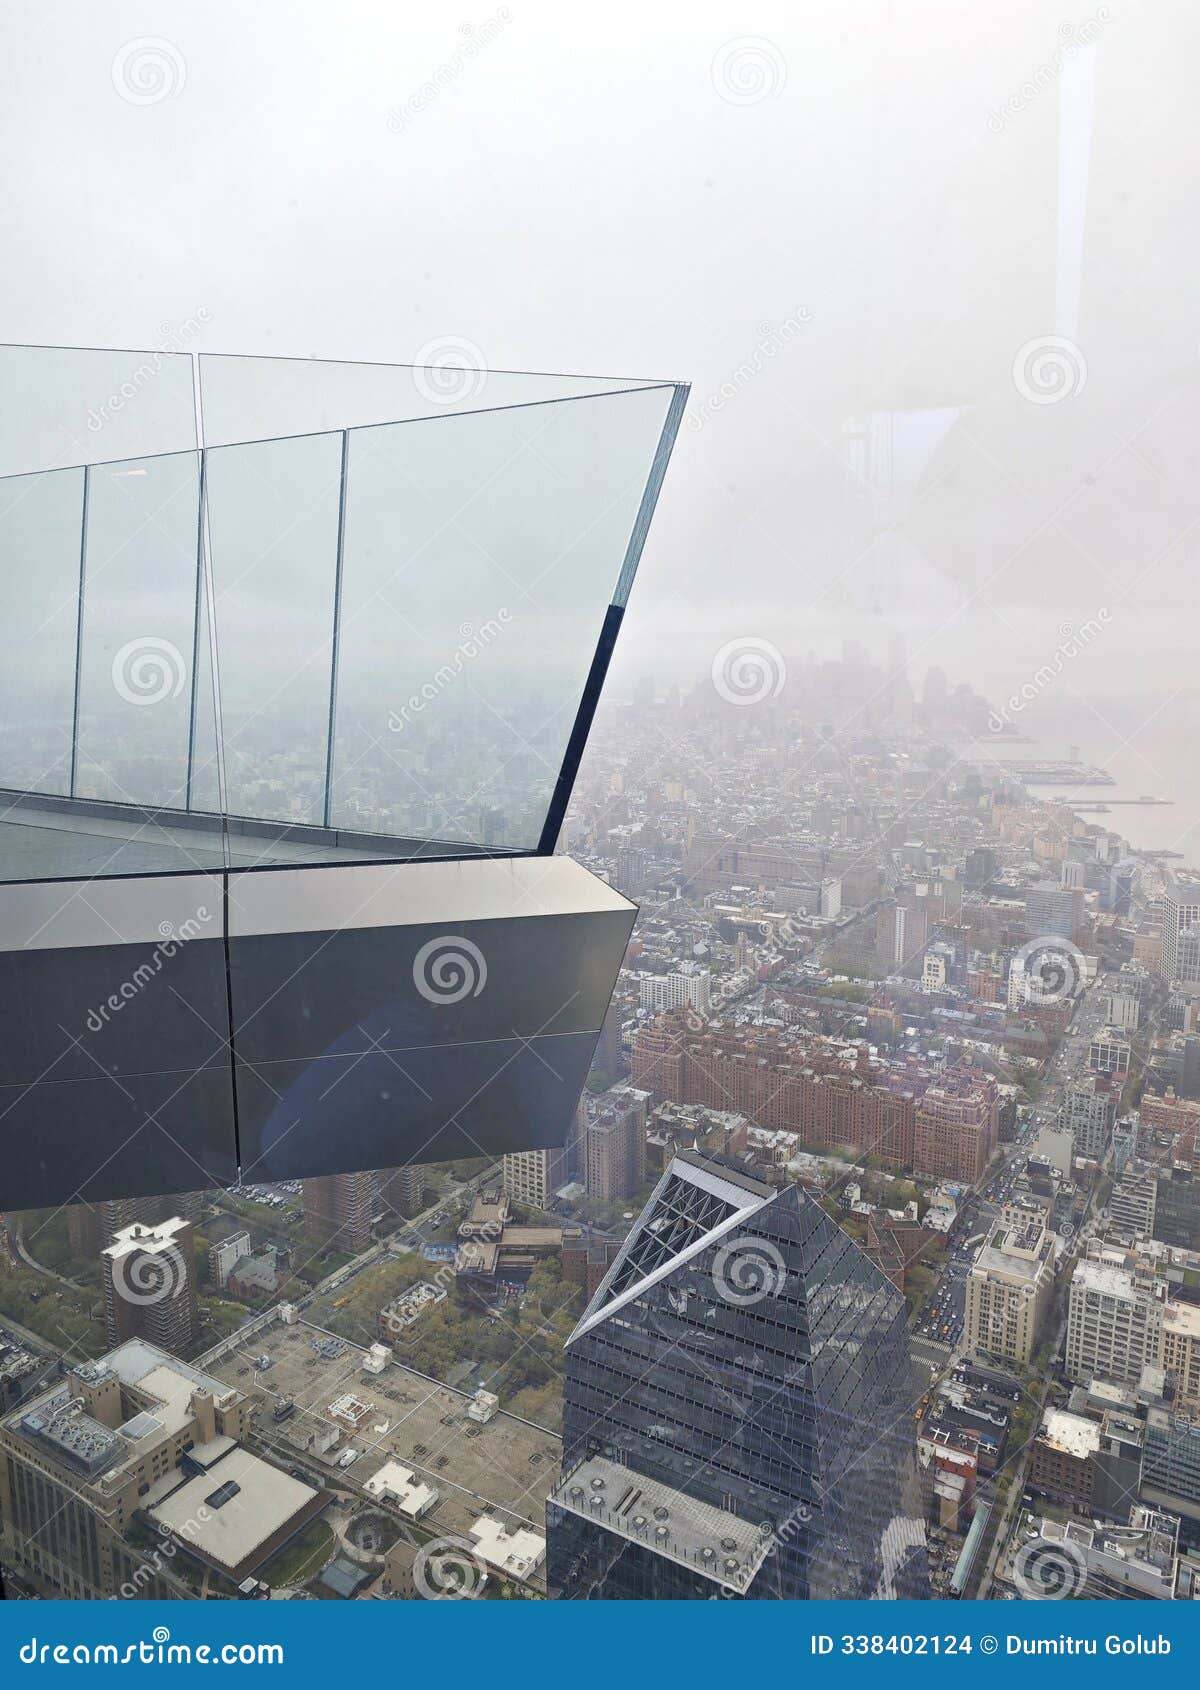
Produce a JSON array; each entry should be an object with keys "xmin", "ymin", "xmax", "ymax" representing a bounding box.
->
[{"xmin": 547, "ymin": 1151, "xmax": 931, "ymax": 1600}]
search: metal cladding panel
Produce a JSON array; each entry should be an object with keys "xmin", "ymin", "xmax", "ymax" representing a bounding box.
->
[
  {"xmin": 227, "ymin": 856, "xmax": 635, "ymax": 1176},
  {"xmin": 0, "ymin": 1068, "xmax": 238, "ymax": 1211},
  {"xmin": 0, "ymin": 876, "xmax": 237, "ymax": 1209},
  {"xmin": 0, "ymin": 856, "xmax": 632, "ymax": 1209},
  {"xmin": 234, "ymin": 1032, "xmax": 600, "ymax": 1183}
]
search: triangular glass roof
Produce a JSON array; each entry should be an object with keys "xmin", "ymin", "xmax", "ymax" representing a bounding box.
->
[{"xmin": 570, "ymin": 1152, "xmax": 773, "ymax": 1341}]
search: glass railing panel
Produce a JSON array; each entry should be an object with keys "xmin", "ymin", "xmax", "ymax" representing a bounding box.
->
[
  {"xmin": 328, "ymin": 383, "xmax": 677, "ymax": 850},
  {"xmin": 74, "ymin": 452, "xmax": 201, "ymax": 812},
  {"xmin": 203, "ymin": 430, "xmax": 344, "ymax": 828},
  {"xmin": 196, "ymin": 350, "xmax": 663, "ymax": 446},
  {"xmin": 0, "ymin": 343, "xmax": 196, "ymax": 478},
  {"xmin": 0, "ymin": 464, "xmax": 85, "ymax": 806}
]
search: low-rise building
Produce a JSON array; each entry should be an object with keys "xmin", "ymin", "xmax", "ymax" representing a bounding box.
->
[
  {"xmin": 363, "ymin": 1460, "xmax": 438, "ymax": 1519},
  {"xmin": 1028, "ymin": 1408, "xmax": 1100, "ymax": 1508}
]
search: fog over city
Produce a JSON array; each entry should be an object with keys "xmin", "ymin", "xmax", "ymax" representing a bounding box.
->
[
  {"xmin": 4, "ymin": 2, "xmax": 1197, "ymax": 694},
  {"xmin": 3, "ymin": 1, "xmax": 1200, "ymax": 1612}
]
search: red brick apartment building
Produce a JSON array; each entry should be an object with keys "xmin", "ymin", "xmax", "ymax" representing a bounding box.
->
[{"xmin": 631, "ymin": 1014, "xmax": 997, "ymax": 1184}]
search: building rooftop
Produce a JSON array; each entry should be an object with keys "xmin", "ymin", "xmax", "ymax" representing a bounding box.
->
[
  {"xmin": 1072, "ymin": 1259, "xmax": 1138, "ymax": 1299},
  {"xmin": 1040, "ymin": 1409, "xmax": 1101, "ymax": 1461},
  {"xmin": 1164, "ymin": 1301, "xmax": 1200, "ymax": 1338},
  {"xmin": 146, "ymin": 1447, "xmax": 321, "ymax": 1578},
  {"xmin": 550, "ymin": 1455, "xmax": 774, "ymax": 1593},
  {"xmin": 364, "ymin": 1460, "xmax": 438, "ymax": 1518},
  {"xmin": 105, "ymin": 1338, "xmax": 231, "ymax": 1402},
  {"xmin": 468, "ymin": 1514, "xmax": 546, "ymax": 1582},
  {"xmin": 17, "ymin": 1388, "xmax": 124, "ymax": 1478}
]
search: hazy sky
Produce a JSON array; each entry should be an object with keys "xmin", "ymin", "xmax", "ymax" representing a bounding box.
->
[{"xmin": 2, "ymin": 0, "xmax": 1198, "ymax": 710}]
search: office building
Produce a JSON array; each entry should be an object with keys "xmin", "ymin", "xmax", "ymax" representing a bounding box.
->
[
  {"xmin": 1060, "ymin": 1075, "xmax": 1118, "ymax": 1162},
  {"xmin": 1090, "ymin": 1027, "xmax": 1132, "ymax": 1079},
  {"xmin": 1177, "ymin": 927, "xmax": 1200, "ymax": 994},
  {"xmin": 101, "ymin": 1219, "xmax": 197, "ymax": 1354},
  {"xmin": 1106, "ymin": 990, "xmax": 1141, "ymax": 1033},
  {"xmin": 965, "ymin": 1214, "xmax": 1056, "ymax": 1367},
  {"xmin": 1141, "ymin": 1410, "xmax": 1200, "ymax": 1521},
  {"xmin": 1161, "ymin": 876, "xmax": 1200, "ymax": 984},
  {"xmin": 638, "ymin": 971, "xmax": 711, "ymax": 1018},
  {"xmin": 0, "ymin": 1341, "xmax": 322, "ymax": 1599},
  {"xmin": 208, "ymin": 1230, "xmax": 251, "ymax": 1291},
  {"xmin": 1065, "ymin": 1260, "xmax": 1166, "ymax": 1387},
  {"xmin": 1152, "ymin": 1164, "xmax": 1200, "ymax": 1251},
  {"xmin": 1161, "ymin": 1301, "xmax": 1200, "ymax": 1412},
  {"xmin": 1109, "ymin": 1160, "xmax": 1158, "ymax": 1238},
  {"xmin": 502, "ymin": 1147, "xmax": 569, "ymax": 1212},
  {"xmin": 547, "ymin": 1151, "xmax": 929, "ymax": 1600},
  {"xmin": 1025, "ymin": 882, "xmax": 1084, "ymax": 944}
]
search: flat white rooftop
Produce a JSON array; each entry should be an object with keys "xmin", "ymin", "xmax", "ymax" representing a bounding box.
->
[{"xmin": 147, "ymin": 1449, "xmax": 320, "ymax": 1576}]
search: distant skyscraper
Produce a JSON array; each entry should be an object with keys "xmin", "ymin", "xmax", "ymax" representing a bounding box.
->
[{"xmin": 547, "ymin": 1151, "xmax": 930, "ymax": 1600}]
